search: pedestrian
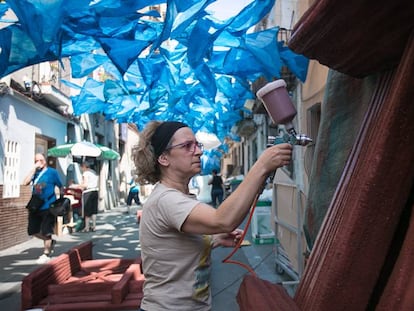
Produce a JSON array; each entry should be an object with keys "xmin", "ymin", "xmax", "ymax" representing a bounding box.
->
[
  {"xmin": 69, "ymin": 162, "xmax": 99, "ymax": 232},
  {"xmin": 132, "ymin": 121, "xmax": 292, "ymax": 311},
  {"xmin": 208, "ymin": 169, "xmax": 225, "ymax": 207},
  {"xmin": 23, "ymin": 153, "xmax": 64, "ymax": 264},
  {"xmin": 126, "ymin": 175, "xmax": 141, "ymax": 214}
]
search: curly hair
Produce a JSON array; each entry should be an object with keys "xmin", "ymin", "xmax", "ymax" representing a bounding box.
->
[{"xmin": 132, "ymin": 121, "xmax": 162, "ymax": 185}]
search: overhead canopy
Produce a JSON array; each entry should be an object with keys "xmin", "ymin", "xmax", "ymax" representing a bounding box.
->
[{"xmin": 0, "ymin": 0, "xmax": 309, "ymax": 144}]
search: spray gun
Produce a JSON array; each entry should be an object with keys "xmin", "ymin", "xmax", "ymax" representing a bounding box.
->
[
  {"xmin": 256, "ymin": 79, "xmax": 312, "ymax": 147},
  {"xmin": 256, "ymin": 79, "xmax": 312, "ymax": 188},
  {"xmin": 223, "ymin": 80, "xmax": 313, "ymax": 268}
]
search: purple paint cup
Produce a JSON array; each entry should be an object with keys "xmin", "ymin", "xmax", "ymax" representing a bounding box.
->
[{"xmin": 256, "ymin": 80, "xmax": 297, "ymax": 131}]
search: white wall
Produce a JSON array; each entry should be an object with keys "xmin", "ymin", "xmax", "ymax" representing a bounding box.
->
[{"xmin": 0, "ymin": 93, "xmax": 67, "ymax": 184}]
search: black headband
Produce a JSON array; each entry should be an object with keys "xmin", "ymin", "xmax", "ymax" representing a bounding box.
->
[{"xmin": 151, "ymin": 121, "xmax": 188, "ymax": 157}]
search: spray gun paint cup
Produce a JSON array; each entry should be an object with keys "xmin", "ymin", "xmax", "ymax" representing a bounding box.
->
[
  {"xmin": 256, "ymin": 79, "xmax": 297, "ymax": 132},
  {"xmin": 257, "ymin": 80, "xmax": 313, "ymax": 146}
]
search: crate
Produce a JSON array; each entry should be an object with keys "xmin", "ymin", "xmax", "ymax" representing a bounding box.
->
[{"xmin": 251, "ymin": 201, "xmax": 274, "ymax": 242}]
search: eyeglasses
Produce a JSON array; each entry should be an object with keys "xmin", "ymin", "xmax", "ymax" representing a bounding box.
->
[{"xmin": 165, "ymin": 140, "xmax": 204, "ymax": 154}]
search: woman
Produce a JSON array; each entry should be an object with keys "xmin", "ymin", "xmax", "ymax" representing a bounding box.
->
[
  {"xmin": 127, "ymin": 175, "xmax": 141, "ymax": 213},
  {"xmin": 208, "ymin": 169, "xmax": 224, "ymax": 208},
  {"xmin": 69, "ymin": 162, "xmax": 99, "ymax": 232},
  {"xmin": 133, "ymin": 121, "xmax": 292, "ymax": 311}
]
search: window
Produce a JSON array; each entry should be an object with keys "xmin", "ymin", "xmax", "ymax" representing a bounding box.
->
[
  {"xmin": 304, "ymin": 103, "xmax": 321, "ymax": 177},
  {"xmin": 83, "ymin": 129, "xmax": 91, "ymax": 142},
  {"xmin": 67, "ymin": 123, "xmax": 76, "ymax": 143},
  {"xmin": 3, "ymin": 140, "xmax": 20, "ymax": 198},
  {"xmin": 252, "ymin": 138, "xmax": 258, "ymax": 164}
]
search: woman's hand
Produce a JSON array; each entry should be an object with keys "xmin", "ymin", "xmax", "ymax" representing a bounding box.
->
[
  {"xmin": 259, "ymin": 143, "xmax": 293, "ymax": 173},
  {"xmin": 212, "ymin": 228, "xmax": 244, "ymax": 248}
]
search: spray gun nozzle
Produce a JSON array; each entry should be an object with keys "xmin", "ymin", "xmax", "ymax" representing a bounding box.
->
[
  {"xmin": 268, "ymin": 133, "xmax": 313, "ymax": 146},
  {"xmin": 295, "ymin": 134, "xmax": 313, "ymax": 146}
]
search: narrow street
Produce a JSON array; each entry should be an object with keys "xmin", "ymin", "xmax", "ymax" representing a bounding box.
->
[{"xmin": 0, "ymin": 205, "xmax": 290, "ymax": 311}]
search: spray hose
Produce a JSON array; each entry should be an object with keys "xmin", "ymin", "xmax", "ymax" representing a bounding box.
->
[
  {"xmin": 221, "ymin": 132, "xmax": 312, "ymax": 276},
  {"xmin": 222, "ymin": 192, "xmax": 261, "ymax": 277}
]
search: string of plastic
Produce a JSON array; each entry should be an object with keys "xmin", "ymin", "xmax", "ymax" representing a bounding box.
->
[{"xmin": 222, "ymin": 192, "xmax": 261, "ymax": 277}]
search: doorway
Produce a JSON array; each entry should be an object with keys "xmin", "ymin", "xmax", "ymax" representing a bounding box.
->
[{"xmin": 35, "ymin": 134, "xmax": 56, "ymax": 168}]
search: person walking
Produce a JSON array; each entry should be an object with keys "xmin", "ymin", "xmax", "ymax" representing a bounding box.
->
[
  {"xmin": 132, "ymin": 121, "xmax": 292, "ymax": 311},
  {"xmin": 208, "ymin": 169, "xmax": 225, "ymax": 208},
  {"xmin": 23, "ymin": 153, "xmax": 64, "ymax": 264},
  {"xmin": 70, "ymin": 162, "xmax": 99, "ymax": 232},
  {"xmin": 126, "ymin": 175, "xmax": 141, "ymax": 214}
]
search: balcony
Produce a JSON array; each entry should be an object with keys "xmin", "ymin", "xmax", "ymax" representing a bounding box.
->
[{"xmin": 10, "ymin": 79, "xmax": 72, "ymax": 116}]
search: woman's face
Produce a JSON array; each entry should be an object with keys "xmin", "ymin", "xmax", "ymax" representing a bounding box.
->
[{"xmin": 164, "ymin": 127, "xmax": 203, "ymax": 178}]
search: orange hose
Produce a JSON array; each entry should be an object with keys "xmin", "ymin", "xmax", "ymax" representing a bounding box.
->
[{"xmin": 222, "ymin": 192, "xmax": 260, "ymax": 277}]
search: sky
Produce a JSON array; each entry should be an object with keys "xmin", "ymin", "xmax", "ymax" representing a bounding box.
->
[{"xmin": 206, "ymin": 0, "xmax": 254, "ymax": 20}]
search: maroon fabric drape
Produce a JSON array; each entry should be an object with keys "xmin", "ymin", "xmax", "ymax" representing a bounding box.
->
[
  {"xmin": 288, "ymin": 0, "xmax": 414, "ymax": 78},
  {"xmin": 294, "ymin": 33, "xmax": 414, "ymax": 310},
  {"xmin": 237, "ymin": 275, "xmax": 301, "ymax": 311}
]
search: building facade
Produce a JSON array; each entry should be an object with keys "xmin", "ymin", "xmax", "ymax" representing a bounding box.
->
[{"xmin": 0, "ymin": 61, "xmax": 131, "ymax": 250}]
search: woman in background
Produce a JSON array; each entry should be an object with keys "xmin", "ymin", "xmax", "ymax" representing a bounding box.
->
[
  {"xmin": 127, "ymin": 175, "xmax": 141, "ymax": 214},
  {"xmin": 69, "ymin": 162, "xmax": 99, "ymax": 232},
  {"xmin": 208, "ymin": 169, "xmax": 225, "ymax": 208}
]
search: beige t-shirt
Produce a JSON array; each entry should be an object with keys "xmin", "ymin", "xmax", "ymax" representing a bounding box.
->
[{"xmin": 139, "ymin": 183, "xmax": 213, "ymax": 311}]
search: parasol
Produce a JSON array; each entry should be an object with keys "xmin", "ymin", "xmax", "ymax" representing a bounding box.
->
[{"xmin": 47, "ymin": 141, "xmax": 120, "ymax": 160}]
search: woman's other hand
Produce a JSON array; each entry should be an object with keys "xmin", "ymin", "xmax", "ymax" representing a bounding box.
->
[{"xmin": 212, "ymin": 228, "xmax": 244, "ymax": 248}]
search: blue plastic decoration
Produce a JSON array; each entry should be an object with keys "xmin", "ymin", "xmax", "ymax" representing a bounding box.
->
[{"xmin": 1, "ymin": 0, "xmax": 309, "ymax": 170}]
